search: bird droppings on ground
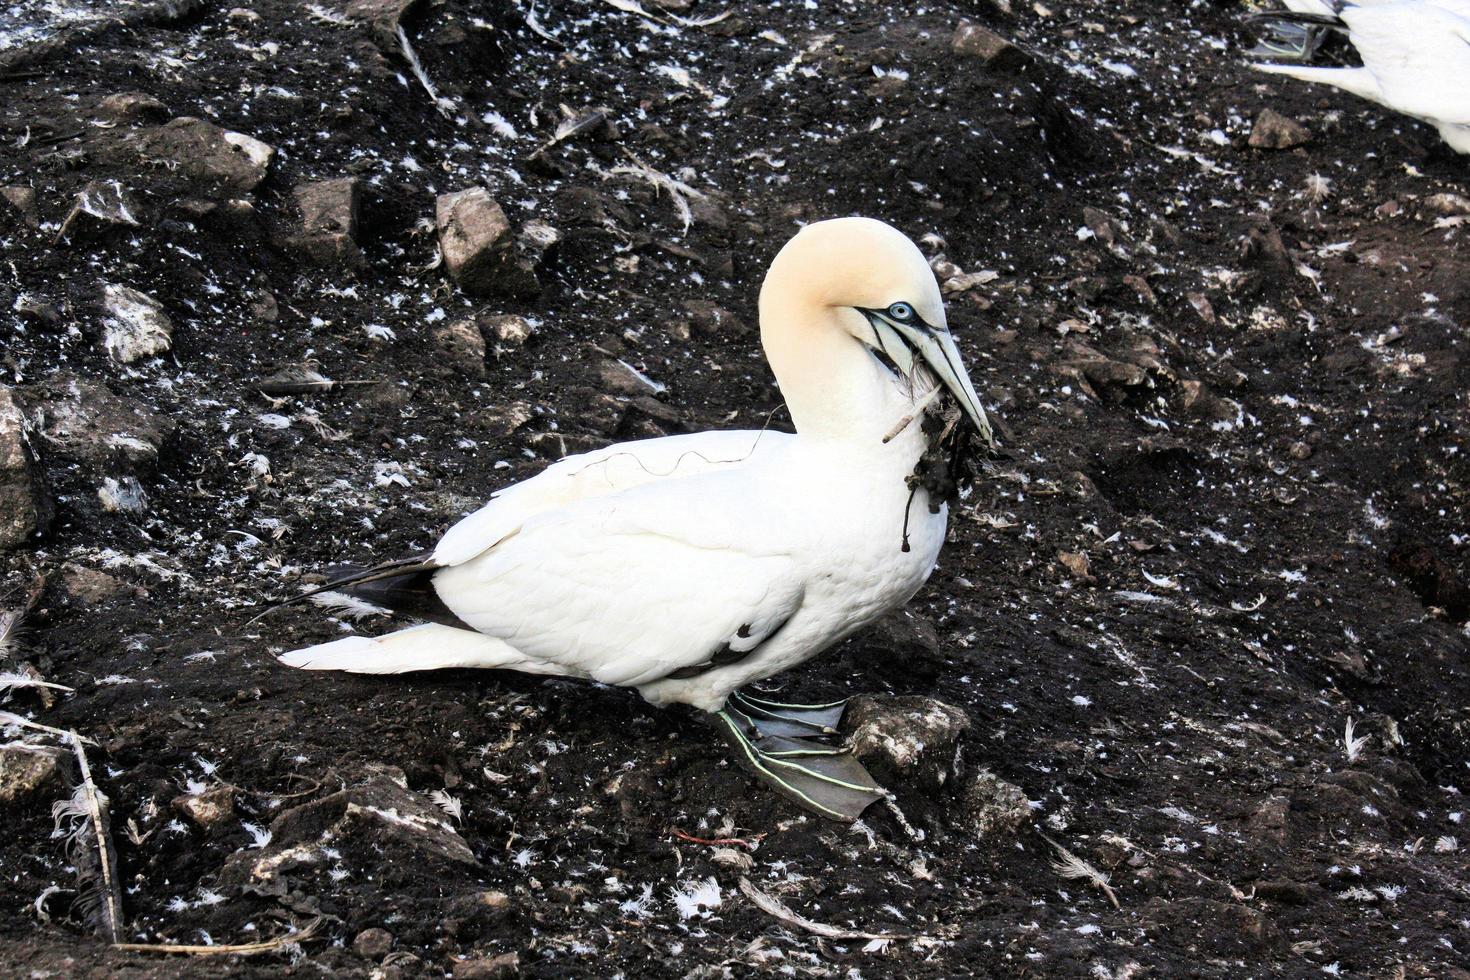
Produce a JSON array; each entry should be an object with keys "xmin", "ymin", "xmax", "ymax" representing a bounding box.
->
[{"xmin": 1, "ymin": 0, "xmax": 1469, "ymax": 976}]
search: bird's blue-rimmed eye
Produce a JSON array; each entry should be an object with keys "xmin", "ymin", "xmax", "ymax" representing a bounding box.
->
[{"xmin": 887, "ymin": 302, "xmax": 914, "ymax": 322}]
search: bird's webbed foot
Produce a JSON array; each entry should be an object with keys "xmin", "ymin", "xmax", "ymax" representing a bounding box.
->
[
  {"xmin": 715, "ymin": 691, "xmax": 886, "ymax": 822},
  {"xmin": 1246, "ymin": 23, "xmax": 1326, "ymax": 63}
]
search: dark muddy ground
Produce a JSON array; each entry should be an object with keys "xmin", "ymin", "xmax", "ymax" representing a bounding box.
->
[{"xmin": 2, "ymin": 0, "xmax": 1469, "ymax": 976}]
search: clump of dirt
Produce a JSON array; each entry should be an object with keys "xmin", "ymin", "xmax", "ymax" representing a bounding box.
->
[{"xmin": 2, "ymin": 0, "xmax": 1469, "ymax": 976}]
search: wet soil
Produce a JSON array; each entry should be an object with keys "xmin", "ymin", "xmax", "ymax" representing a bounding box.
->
[{"xmin": 1, "ymin": 0, "xmax": 1469, "ymax": 976}]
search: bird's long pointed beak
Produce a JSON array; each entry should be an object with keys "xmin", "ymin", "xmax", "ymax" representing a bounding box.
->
[{"xmin": 893, "ymin": 324, "xmax": 996, "ymax": 449}]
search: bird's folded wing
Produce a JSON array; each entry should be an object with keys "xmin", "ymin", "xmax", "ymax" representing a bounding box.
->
[
  {"xmin": 433, "ymin": 429, "xmax": 787, "ymax": 567},
  {"xmin": 433, "ymin": 486, "xmax": 805, "ymax": 687},
  {"xmin": 1351, "ymin": 6, "xmax": 1470, "ymax": 122}
]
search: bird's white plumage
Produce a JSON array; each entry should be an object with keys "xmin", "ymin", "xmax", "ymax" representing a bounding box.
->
[
  {"xmin": 432, "ymin": 429, "xmax": 785, "ymax": 566},
  {"xmin": 280, "ymin": 217, "xmax": 988, "ymax": 714},
  {"xmin": 280, "ymin": 622, "xmax": 571, "ymax": 675},
  {"xmin": 1281, "ymin": 0, "xmax": 1470, "ymax": 16},
  {"xmin": 1255, "ymin": 1, "xmax": 1470, "ymax": 153},
  {"xmin": 429, "ymin": 397, "xmax": 945, "ymax": 709}
]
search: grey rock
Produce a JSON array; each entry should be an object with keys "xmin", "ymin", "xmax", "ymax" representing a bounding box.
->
[
  {"xmin": 452, "ymin": 952, "xmax": 519, "ymax": 979},
  {"xmin": 1144, "ymin": 897, "xmax": 1286, "ymax": 956},
  {"xmin": 1249, "ymin": 795, "xmax": 1291, "ymax": 846},
  {"xmin": 56, "ymin": 180, "xmax": 144, "ymax": 245},
  {"xmin": 1080, "ymin": 357, "xmax": 1148, "ymax": 392},
  {"xmin": 222, "ymin": 776, "xmax": 478, "ymax": 888},
  {"xmin": 472, "ymin": 400, "xmax": 534, "ymax": 439},
  {"xmin": 961, "ymin": 769, "xmax": 1032, "ymax": 837},
  {"xmin": 22, "ymin": 374, "xmax": 173, "ymax": 471},
  {"xmin": 432, "ymin": 319, "xmax": 488, "ymax": 377},
  {"xmin": 0, "ymin": 386, "xmax": 52, "ymax": 550},
  {"xmin": 98, "ymin": 475, "xmax": 149, "ymax": 515},
  {"xmin": 952, "ymin": 20, "xmax": 1029, "ymax": 71},
  {"xmin": 682, "ymin": 300, "xmax": 746, "ymax": 337},
  {"xmin": 598, "ymin": 359, "xmax": 664, "ymax": 397},
  {"xmin": 345, "ymin": 0, "xmax": 421, "ymax": 47},
  {"xmin": 1186, "ymin": 291, "xmax": 1217, "ymax": 324},
  {"xmin": 1179, "ymin": 379, "xmax": 1240, "ymax": 422},
  {"xmin": 511, "ymin": 220, "xmax": 561, "ymax": 292},
  {"xmin": 1241, "ymin": 219, "xmax": 1292, "ymax": 272},
  {"xmin": 687, "ymin": 193, "xmax": 729, "ymax": 232},
  {"xmin": 444, "ymin": 889, "xmax": 515, "ymax": 941},
  {"xmin": 1082, "ymin": 206, "xmax": 1130, "ymax": 256},
  {"xmin": 1249, "ymin": 109, "xmax": 1312, "ymax": 150},
  {"xmin": 1254, "ymin": 879, "xmax": 1316, "ymax": 905},
  {"xmin": 437, "ymin": 187, "xmax": 514, "ymax": 295},
  {"xmin": 487, "ymin": 220, "xmax": 561, "ymax": 298},
  {"xmin": 59, "ymin": 563, "xmax": 135, "ymax": 604},
  {"xmin": 0, "ymin": 744, "xmax": 70, "ymax": 806},
  {"xmin": 96, "ymin": 91, "xmax": 169, "ymax": 124},
  {"xmin": 114, "ymin": 117, "xmax": 274, "ymax": 194},
  {"xmin": 0, "ymin": 186, "xmax": 38, "ymax": 228},
  {"xmin": 483, "ymin": 313, "xmax": 533, "ymax": 349},
  {"xmin": 13, "ymin": 295, "xmax": 59, "ymax": 328},
  {"xmin": 1422, "ymin": 192, "xmax": 1470, "ymax": 217},
  {"xmin": 436, "ymin": 189, "xmax": 557, "ymax": 297},
  {"xmin": 353, "ymin": 927, "xmax": 394, "ymax": 958},
  {"xmin": 846, "ymin": 695, "xmax": 971, "ymax": 792},
  {"xmin": 172, "ymin": 786, "xmax": 236, "ymax": 828},
  {"xmin": 248, "ymin": 290, "xmax": 280, "ymax": 323},
  {"xmin": 99, "ymin": 284, "xmax": 173, "ymax": 363},
  {"xmin": 290, "ymin": 178, "xmax": 362, "ymax": 268}
]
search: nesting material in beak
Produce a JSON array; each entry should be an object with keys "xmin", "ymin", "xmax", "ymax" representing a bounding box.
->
[{"xmin": 862, "ymin": 307, "xmax": 996, "ymax": 450}]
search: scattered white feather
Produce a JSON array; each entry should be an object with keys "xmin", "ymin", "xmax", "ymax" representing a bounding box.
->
[
  {"xmin": 481, "ymin": 110, "xmax": 518, "ymax": 138},
  {"xmin": 396, "ymin": 24, "xmax": 458, "ymax": 119},
  {"xmin": 1304, "ymin": 173, "xmax": 1333, "ymax": 203},
  {"xmin": 306, "ymin": 3, "xmax": 353, "ymax": 24},
  {"xmin": 429, "ymin": 789, "xmax": 463, "ymax": 823},
  {"xmin": 308, "ymin": 591, "xmax": 389, "ymax": 620},
  {"xmin": 33, "ymin": 884, "xmax": 61, "ymax": 921},
  {"xmin": 619, "ymin": 882, "xmax": 656, "ymax": 917},
  {"xmin": 1343, "ymin": 718, "xmax": 1370, "ymax": 763},
  {"xmin": 1045, "ymin": 836, "xmax": 1120, "ymax": 909},
  {"xmin": 0, "ymin": 672, "xmax": 72, "ymax": 695},
  {"xmin": 0, "ymin": 609, "xmax": 22, "ymax": 659},
  {"xmin": 1141, "ymin": 570, "xmax": 1178, "ymax": 590},
  {"xmin": 670, "ymin": 876, "xmax": 722, "ymax": 919},
  {"xmin": 610, "ymin": 152, "xmax": 708, "ymax": 233},
  {"xmin": 242, "ymin": 822, "xmax": 272, "ymax": 849},
  {"xmin": 374, "ymin": 461, "xmax": 411, "ymax": 488}
]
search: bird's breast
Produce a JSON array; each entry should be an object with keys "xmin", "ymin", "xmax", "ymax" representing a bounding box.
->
[{"xmin": 786, "ymin": 452, "xmax": 949, "ymax": 625}]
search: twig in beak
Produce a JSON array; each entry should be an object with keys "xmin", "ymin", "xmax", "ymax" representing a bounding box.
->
[{"xmin": 882, "ymin": 384, "xmax": 944, "ymax": 444}]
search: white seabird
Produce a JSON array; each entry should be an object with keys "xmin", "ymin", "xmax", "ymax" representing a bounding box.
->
[
  {"xmin": 1249, "ymin": 0, "xmax": 1470, "ymax": 153},
  {"xmin": 275, "ymin": 217, "xmax": 997, "ymax": 821}
]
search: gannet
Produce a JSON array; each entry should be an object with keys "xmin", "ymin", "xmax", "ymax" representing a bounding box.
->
[
  {"xmin": 275, "ymin": 217, "xmax": 996, "ymax": 821},
  {"xmin": 1248, "ymin": 1, "xmax": 1470, "ymax": 153}
]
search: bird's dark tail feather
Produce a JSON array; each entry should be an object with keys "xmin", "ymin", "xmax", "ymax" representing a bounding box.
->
[{"xmin": 248, "ymin": 553, "xmax": 471, "ymax": 629}]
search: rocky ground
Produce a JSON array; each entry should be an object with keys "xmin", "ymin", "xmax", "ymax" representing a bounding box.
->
[{"xmin": 2, "ymin": 0, "xmax": 1469, "ymax": 976}]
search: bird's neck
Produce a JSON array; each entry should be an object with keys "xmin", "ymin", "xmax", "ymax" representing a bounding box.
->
[{"xmin": 760, "ymin": 293, "xmax": 917, "ymax": 449}]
